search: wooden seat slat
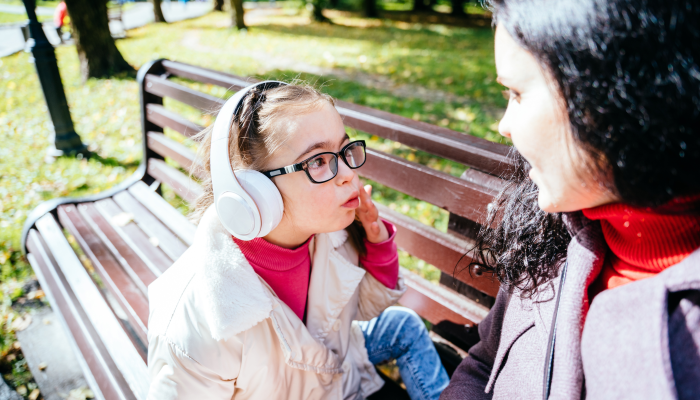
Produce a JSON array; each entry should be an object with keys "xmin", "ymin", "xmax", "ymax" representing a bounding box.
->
[
  {"xmin": 145, "ymin": 75, "xmax": 223, "ymax": 113},
  {"xmin": 147, "ymin": 132, "xmax": 203, "ymax": 179},
  {"xmin": 399, "ymin": 267, "xmax": 489, "ymax": 326},
  {"xmin": 128, "ymin": 181, "xmax": 197, "ymax": 246},
  {"xmin": 364, "ymin": 149, "xmax": 496, "ymax": 222},
  {"xmin": 26, "ymin": 231, "xmax": 141, "ymax": 400},
  {"xmin": 378, "ymin": 204, "xmax": 499, "ymax": 297},
  {"xmin": 146, "ymin": 104, "xmax": 204, "ymax": 138},
  {"xmin": 147, "ymin": 159, "xmax": 203, "ymax": 204},
  {"xmin": 30, "ymin": 215, "xmax": 149, "ymax": 399},
  {"xmin": 113, "ymin": 191, "xmax": 189, "ymax": 261},
  {"xmin": 76, "ymin": 203, "xmax": 158, "ymax": 292},
  {"xmin": 145, "ymin": 68, "xmax": 512, "ymax": 175},
  {"xmin": 57, "ymin": 204, "xmax": 149, "ymax": 345},
  {"xmin": 94, "ymin": 198, "xmax": 175, "ymax": 272}
]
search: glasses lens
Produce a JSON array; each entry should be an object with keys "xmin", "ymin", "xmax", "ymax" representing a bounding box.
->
[
  {"xmin": 344, "ymin": 142, "xmax": 366, "ymax": 168},
  {"xmin": 306, "ymin": 153, "xmax": 337, "ymax": 183}
]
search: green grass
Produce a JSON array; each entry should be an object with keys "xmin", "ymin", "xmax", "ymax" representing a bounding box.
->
[
  {"xmin": 0, "ymin": 11, "xmax": 50, "ymax": 24},
  {"xmin": 1, "ymin": 10, "xmax": 505, "ymax": 393}
]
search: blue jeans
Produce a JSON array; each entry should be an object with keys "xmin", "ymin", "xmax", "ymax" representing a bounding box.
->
[{"xmin": 358, "ymin": 307, "xmax": 449, "ymax": 400}]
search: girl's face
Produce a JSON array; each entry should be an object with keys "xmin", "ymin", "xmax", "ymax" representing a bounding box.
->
[
  {"xmin": 494, "ymin": 24, "xmax": 618, "ymax": 212},
  {"xmin": 263, "ymin": 102, "xmax": 361, "ymax": 248}
]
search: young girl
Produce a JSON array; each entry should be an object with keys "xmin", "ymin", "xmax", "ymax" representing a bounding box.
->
[{"xmin": 146, "ymin": 83, "xmax": 449, "ymax": 399}]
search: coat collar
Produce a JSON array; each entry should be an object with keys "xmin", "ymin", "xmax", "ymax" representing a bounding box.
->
[{"xmin": 192, "ymin": 205, "xmax": 358, "ymax": 342}]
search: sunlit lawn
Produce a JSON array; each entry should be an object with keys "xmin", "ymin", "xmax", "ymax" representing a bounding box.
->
[{"xmin": 1, "ymin": 9, "xmax": 504, "ymax": 389}]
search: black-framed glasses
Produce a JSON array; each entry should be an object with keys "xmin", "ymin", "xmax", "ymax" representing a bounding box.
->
[{"xmin": 262, "ymin": 140, "xmax": 367, "ymax": 184}]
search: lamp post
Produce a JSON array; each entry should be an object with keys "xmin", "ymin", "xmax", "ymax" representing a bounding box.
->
[{"xmin": 22, "ymin": 0, "xmax": 87, "ymax": 157}]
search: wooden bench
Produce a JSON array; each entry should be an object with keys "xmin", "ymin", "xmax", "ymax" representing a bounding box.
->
[{"xmin": 21, "ymin": 59, "xmax": 510, "ymax": 399}]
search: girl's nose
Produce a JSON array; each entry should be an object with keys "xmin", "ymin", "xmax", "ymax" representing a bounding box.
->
[{"xmin": 335, "ymin": 157, "xmax": 355, "ymax": 185}]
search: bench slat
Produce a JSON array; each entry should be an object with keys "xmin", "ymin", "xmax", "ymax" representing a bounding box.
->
[
  {"xmin": 128, "ymin": 181, "xmax": 197, "ymax": 246},
  {"xmin": 145, "ymin": 68, "xmax": 512, "ymax": 175},
  {"xmin": 58, "ymin": 205, "xmax": 149, "ymax": 345},
  {"xmin": 364, "ymin": 149, "xmax": 496, "ymax": 222},
  {"xmin": 77, "ymin": 203, "xmax": 158, "ymax": 293},
  {"xmin": 378, "ymin": 204, "xmax": 499, "ymax": 297},
  {"xmin": 399, "ymin": 267, "xmax": 488, "ymax": 326},
  {"xmin": 147, "ymin": 132, "xmax": 205, "ymax": 179},
  {"xmin": 146, "ymin": 103, "xmax": 204, "ymax": 138},
  {"xmin": 147, "ymin": 159, "xmax": 204, "ymax": 204},
  {"xmin": 113, "ymin": 191, "xmax": 189, "ymax": 261},
  {"xmin": 145, "ymin": 75, "xmax": 223, "ymax": 113},
  {"xmin": 26, "ymin": 233, "xmax": 140, "ymax": 400},
  {"xmin": 31, "ymin": 215, "xmax": 149, "ymax": 399},
  {"xmin": 94, "ymin": 198, "xmax": 175, "ymax": 271}
]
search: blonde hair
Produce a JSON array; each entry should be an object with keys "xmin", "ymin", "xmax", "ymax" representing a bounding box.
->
[{"xmin": 188, "ymin": 83, "xmax": 335, "ymax": 224}]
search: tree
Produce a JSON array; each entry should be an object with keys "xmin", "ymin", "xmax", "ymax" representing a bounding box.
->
[
  {"xmin": 151, "ymin": 0, "xmax": 166, "ymax": 23},
  {"xmin": 451, "ymin": 0, "xmax": 465, "ymax": 16},
  {"xmin": 213, "ymin": 0, "xmax": 224, "ymax": 12},
  {"xmin": 363, "ymin": 0, "xmax": 378, "ymax": 18},
  {"xmin": 310, "ymin": 0, "xmax": 330, "ymax": 22},
  {"xmin": 64, "ymin": 0, "xmax": 134, "ymax": 81},
  {"xmin": 412, "ymin": 0, "xmax": 433, "ymax": 12},
  {"xmin": 229, "ymin": 0, "xmax": 245, "ymax": 29}
]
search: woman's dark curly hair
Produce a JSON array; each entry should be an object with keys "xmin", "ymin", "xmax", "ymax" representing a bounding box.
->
[{"xmin": 471, "ymin": 0, "xmax": 700, "ymax": 296}]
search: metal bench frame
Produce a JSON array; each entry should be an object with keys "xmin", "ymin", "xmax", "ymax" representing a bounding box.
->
[{"xmin": 21, "ymin": 59, "xmax": 510, "ymax": 400}]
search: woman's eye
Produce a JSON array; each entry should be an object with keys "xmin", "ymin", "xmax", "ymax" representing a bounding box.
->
[{"xmin": 502, "ymin": 89, "xmax": 521, "ymax": 103}]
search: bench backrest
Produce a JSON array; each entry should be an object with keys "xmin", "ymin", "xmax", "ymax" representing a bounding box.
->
[{"xmin": 137, "ymin": 59, "xmax": 509, "ymax": 346}]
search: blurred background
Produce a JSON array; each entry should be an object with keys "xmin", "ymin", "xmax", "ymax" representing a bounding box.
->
[{"xmin": 0, "ymin": 0, "xmax": 507, "ymax": 398}]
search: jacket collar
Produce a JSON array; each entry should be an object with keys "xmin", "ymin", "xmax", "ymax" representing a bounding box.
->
[{"xmin": 192, "ymin": 205, "xmax": 359, "ymax": 342}]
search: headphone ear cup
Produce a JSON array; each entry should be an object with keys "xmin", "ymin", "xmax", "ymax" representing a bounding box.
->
[{"xmin": 234, "ymin": 170, "xmax": 284, "ymax": 238}]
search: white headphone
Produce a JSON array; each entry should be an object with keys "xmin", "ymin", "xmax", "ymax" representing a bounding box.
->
[{"xmin": 211, "ymin": 81, "xmax": 287, "ymax": 240}]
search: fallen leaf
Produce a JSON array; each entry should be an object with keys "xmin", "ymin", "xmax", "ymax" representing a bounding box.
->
[
  {"xmin": 111, "ymin": 212, "xmax": 134, "ymax": 227},
  {"xmin": 29, "ymin": 388, "xmax": 41, "ymax": 400},
  {"xmin": 13, "ymin": 341, "xmax": 21, "ymax": 350},
  {"xmin": 17, "ymin": 385, "xmax": 27, "ymax": 396},
  {"xmin": 27, "ymin": 289, "xmax": 45, "ymax": 300},
  {"xmin": 11, "ymin": 315, "xmax": 32, "ymax": 331},
  {"xmin": 43, "ymin": 318, "xmax": 51, "ymax": 325},
  {"xmin": 6, "ymin": 354, "xmax": 16, "ymax": 362},
  {"xmin": 67, "ymin": 386, "xmax": 95, "ymax": 400},
  {"xmin": 38, "ymin": 362, "xmax": 48, "ymax": 371}
]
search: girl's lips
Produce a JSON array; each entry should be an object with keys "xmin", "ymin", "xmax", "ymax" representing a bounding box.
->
[{"xmin": 342, "ymin": 196, "xmax": 360, "ymax": 208}]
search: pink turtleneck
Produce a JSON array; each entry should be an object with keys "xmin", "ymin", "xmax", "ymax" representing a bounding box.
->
[{"xmin": 232, "ymin": 220, "xmax": 399, "ymax": 321}]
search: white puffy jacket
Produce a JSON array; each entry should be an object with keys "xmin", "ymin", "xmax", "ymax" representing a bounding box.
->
[{"xmin": 147, "ymin": 205, "xmax": 407, "ymax": 399}]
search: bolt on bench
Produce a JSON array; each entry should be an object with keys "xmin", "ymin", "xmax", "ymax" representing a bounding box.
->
[{"xmin": 21, "ymin": 59, "xmax": 511, "ymax": 400}]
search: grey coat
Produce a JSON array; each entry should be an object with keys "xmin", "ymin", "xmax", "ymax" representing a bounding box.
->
[{"xmin": 440, "ymin": 212, "xmax": 700, "ymax": 400}]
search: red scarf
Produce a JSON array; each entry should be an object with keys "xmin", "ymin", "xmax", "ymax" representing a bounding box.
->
[{"xmin": 582, "ymin": 197, "xmax": 700, "ymax": 299}]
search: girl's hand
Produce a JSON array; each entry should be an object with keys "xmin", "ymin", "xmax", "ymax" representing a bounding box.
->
[{"xmin": 356, "ymin": 184, "xmax": 389, "ymax": 243}]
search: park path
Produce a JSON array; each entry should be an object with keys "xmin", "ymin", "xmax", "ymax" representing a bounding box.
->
[{"xmin": 0, "ymin": 1, "xmax": 213, "ymax": 58}]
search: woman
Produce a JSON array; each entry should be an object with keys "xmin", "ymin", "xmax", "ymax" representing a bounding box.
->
[
  {"xmin": 441, "ymin": 0, "xmax": 700, "ymax": 399},
  {"xmin": 147, "ymin": 83, "xmax": 449, "ymax": 399}
]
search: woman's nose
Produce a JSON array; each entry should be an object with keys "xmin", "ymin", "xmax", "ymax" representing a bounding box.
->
[{"xmin": 499, "ymin": 109, "xmax": 513, "ymax": 139}]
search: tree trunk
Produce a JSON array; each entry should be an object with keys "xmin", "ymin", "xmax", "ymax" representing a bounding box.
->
[
  {"xmin": 151, "ymin": 0, "xmax": 167, "ymax": 23},
  {"xmin": 451, "ymin": 0, "xmax": 465, "ymax": 16},
  {"xmin": 213, "ymin": 0, "xmax": 225, "ymax": 12},
  {"xmin": 311, "ymin": 0, "xmax": 330, "ymax": 22},
  {"xmin": 363, "ymin": 0, "xmax": 378, "ymax": 18},
  {"xmin": 412, "ymin": 0, "xmax": 431, "ymax": 12},
  {"xmin": 229, "ymin": 0, "xmax": 246, "ymax": 29},
  {"xmin": 64, "ymin": 0, "xmax": 133, "ymax": 81}
]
